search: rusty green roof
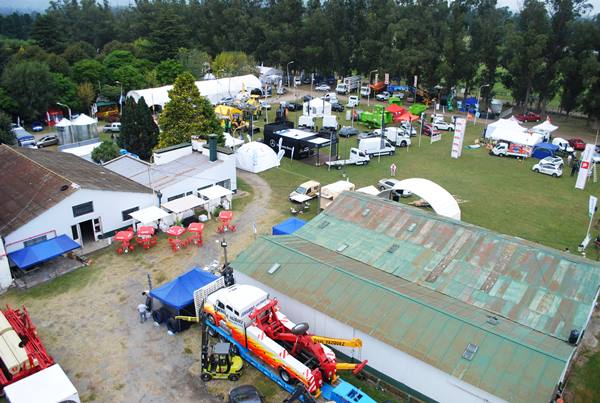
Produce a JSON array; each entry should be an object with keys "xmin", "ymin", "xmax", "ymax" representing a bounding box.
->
[
  {"xmin": 295, "ymin": 191, "xmax": 600, "ymax": 343},
  {"xmin": 233, "ymin": 235, "xmax": 573, "ymax": 403}
]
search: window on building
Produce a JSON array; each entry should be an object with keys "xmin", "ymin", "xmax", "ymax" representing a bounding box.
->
[
  {"xmin": 122, "ymin": 207, "xmax": 139, "ymax": 221},
  {"xmin": 167, "ymin": 193, "xmax": 184, "ymax": 202},
  {"xmin": 72, "ymin": 201, "xmax": 94, "ymax": 217},
  {"xmin": 23, "ymin": 235, "xmax": 47, "ymax": 247},
  {"xmin": 186, "ymin": 191, "xmax": 193, "ymax": 196},
  {"xmin": 216, "ymin": 179, "xmax": 231, "ymax": 190},
  {"xmin": 71, "ymin": 225, "xmax": 79, "ymax": 240}
]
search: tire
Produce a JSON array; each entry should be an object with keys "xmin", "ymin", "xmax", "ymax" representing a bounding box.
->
[
  {"xmin": 279, "ymin": 368, "xmax": 294, "ymax": 384},
  {"xmin": 206, "ymin": 315, "xmax": 217, "ymax": 337},
  {"xmin": 552, "ymin": 173, "xmax": 558, "ymax": 177},
  {"xmin": 201, "ymin": 373, "xmax": 212, "ymax": 382},
  {"xmin": 401, "ymin": 141, "xmax": 407, "ymax": 147},
  {"xmin": 152, "ymin": 308, "xmax": 168, "ymax": 324},
  {"xmin": 534, "ymin": 168, "xmax": 539, "ymax": 173},
  {"xmin": 166, "ymin": 317, "xmax": 179, "ymax": 333},
  {"xmin": 228, "ymin": 374, "xmax": 240, "ymax": 381}
]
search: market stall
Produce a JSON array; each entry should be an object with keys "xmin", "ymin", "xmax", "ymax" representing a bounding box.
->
[{"xmin": 198, "ymin": 185, "xmax": 233, "ymax": 216}]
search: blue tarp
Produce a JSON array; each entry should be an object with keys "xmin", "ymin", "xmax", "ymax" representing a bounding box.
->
[
  {"xmin": 272, "ymin": 217, "xmax": 307, "ymax": 235},
  {"xmin": 149, "ymin": 268, "xmax": 218, "ymax": 310},
  {"xmin": 532, "ymin": 142, "xmax": 559, "ymax": 159},
  {"xmin": 8, "ymin": 235, "xmax": 81, "ymax": 270}
]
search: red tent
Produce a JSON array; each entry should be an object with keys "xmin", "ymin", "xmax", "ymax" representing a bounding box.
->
[
  {"xmin": 386, "ymin": 104, "xmax": 405, "ymax": 114},
  {"xmin": 398, "ymin": 112, "xmax": 419, "ymax": 122}
]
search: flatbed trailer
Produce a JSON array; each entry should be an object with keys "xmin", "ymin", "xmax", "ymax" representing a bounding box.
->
[{"xmin": 206, "ymin": 319, "xmax": 376, "ymax": 403}]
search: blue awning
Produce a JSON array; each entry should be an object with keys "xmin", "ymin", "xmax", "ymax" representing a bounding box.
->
[
  {"xmin": 8, "ymin": 235, "xmax": 81, "ymax": 270},
  {"xmin": 150, "ymin": 268, "xmax": 218, "ymax": 310},
  {"xmin": 272, "ymin": 217, "xmax": 307, "ymax": 235}
]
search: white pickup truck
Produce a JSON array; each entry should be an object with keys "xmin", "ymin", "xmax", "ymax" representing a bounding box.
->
[
  {"xmin": 103, "ymin": 122, "xmax": 121, "ymax": 133},
  {"xmin": 490, "ymin": 142, "xmax": 530, "ymax": 158},
  {"xmin": 325, "ymin": 148, "xmax": 370, "ymax": 169}
]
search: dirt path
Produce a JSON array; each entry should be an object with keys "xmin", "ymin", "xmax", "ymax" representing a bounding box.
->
[{"xmin": 1, "ymin": 169, "xmax": 280, "ymax": 402}]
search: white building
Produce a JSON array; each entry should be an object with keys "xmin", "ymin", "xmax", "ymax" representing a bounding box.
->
[
  {"xmin": 0, "ymin": 145, "xmax": 154, "ymax": 279},
  {"xmin": 103, "ymin": 142, "xmax": 236, "ymax": 205}
]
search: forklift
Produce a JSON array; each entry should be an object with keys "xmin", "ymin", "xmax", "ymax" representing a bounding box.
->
[{"xmin": 198, "ymin": 311, "xmax": 243, "ymax": 381}]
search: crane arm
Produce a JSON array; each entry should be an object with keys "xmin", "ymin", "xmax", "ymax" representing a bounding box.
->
[
  {"xmin": 336, "ymin": 360, "xmax": 368, "ymax": 375},
  {"xmin": 309, "ymin": 335, "xmax": 363, "ymax": 348},
  {"xmin": 175, "ymin": 315, "xmax": 200, "ymax": 323}
]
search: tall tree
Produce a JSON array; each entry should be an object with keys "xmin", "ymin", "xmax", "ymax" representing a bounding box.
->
[
  {"xmin": 118, "ymin": 97, "xmax": 159, "ymax": 160},
  {"xmin": 0, "ymin": 111, "xmax": 15, "ymax": 145},
  {"xmin": 212, "ymin": 51, "xmax": 257, "ymax": 77},
  {"xmin": 1, "ymin": 61, "xmax": 55, "ymax": 121},
  {"xmin": 77, "ymin": 82, "xmax": 96, "ymax": 114},
  {"xmin": 147, "ymin": 6, "xmax": 190, "ymax": 62},
  {"xmin": 177, "ymin": 48, "xmax": 211, "ymax": 79},
  {"xmin": 158, "ymin": 72, "xmax": 222, "ymax": 148},
  {"xmin": 155, "ymin": 59, "xmax": 185, "ymax": 86}
]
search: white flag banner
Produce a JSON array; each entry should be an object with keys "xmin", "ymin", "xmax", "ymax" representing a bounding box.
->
[
  {"xmin": 576, "ymin": 144, "xmax": 595, "ymax": 190},
  {"xmin": 451, "ymin": 118, "xmax": 466, "ymax": 159},
  {"xmin": 589, "ymin": 195, "xmax": 598, "ymax": 218}
]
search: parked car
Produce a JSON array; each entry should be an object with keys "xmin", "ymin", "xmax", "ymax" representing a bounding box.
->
[
  {"xmin": 31, "ymin": 121, "xmax": 44, "ymax": 132},
  {"xmin": 36, "ymin": 135, "xmax": 59, "ymax": 148},
  {"xmin": 568, "ymin": 138, "xmax": 586, "ymax": 151},
  {"xmin": 339, "ymin": 126, "xmax": 359, "ymax": 137},
  {"xmin": 281, "ymin": 101, "xmax": 302, "ymax": 111},
  {"xmin": 539, "ymin": 156, "xmax": 564, "ymax": 167},
  {"xmin": 321, "ymin": 92, "xmax": 338, "ymax": 103},
  {"xmin": 377, "ymin": 178, "xmax": 412, "ymax": 197},
  {"xmin": 515, "ymin": 111, "xmax": 541, "ymax": 122},
  {"xmin": 376, "ymin": 91, "xmax": 391, "ymax": 101},
  {"xmin": 357, "ymin": 131, "xmax": 378, "ymax": 139},
  {"xmin": 294, "ymin": 77, "xmax": 302, "ymax": 86},
  {"xmin": 433, "ymin": 120, "xmax": 454, "ymax": 131},
  {"xmin": 219, "ymin": 96, "xmax": 235, "ymax": 105},
  {"xmin": 400, "ymin": 121, "xmax": 417, "ymax": 136},
  {"xmin": 532, "ymin": 162, "xmax": 562, "ymax": 177},
  {"xmin": 422, "ymin": 124, "xmax": 440, "ymax": 137},
  {"xmin": 331, "ymin": 102, "xmax": 345, "ymax": 112},
  {"xmin": 228, "ymin": 385, "xmax": 264, "ymax": 403},
  {"xmin": 315, "ymin": 84, "xmax": 330, "ymax": 92},
  {"xmin": 103, "ymin": 122, "xmax": 121, "ymax": 133},
  {"xmin": 302, "ymin": 77, "xmax": 312, "ymax": 85}
]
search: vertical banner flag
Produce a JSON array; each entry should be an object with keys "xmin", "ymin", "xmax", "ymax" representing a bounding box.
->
[
  {"xmin": 384, "ymin": 73, "xmax": 389, "ymax": 85},
  {"xmin": 576, "ymin": 144, "xmax": 595, "ymax": 190},
  {"xmin": 451, "ymin": 118, "xmax": 466, "ymax": 159}
]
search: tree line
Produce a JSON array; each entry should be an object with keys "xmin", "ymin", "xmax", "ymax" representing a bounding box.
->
[{"xmin": 0, "ymin": 0, "xmax": 600, "ymax": 131}]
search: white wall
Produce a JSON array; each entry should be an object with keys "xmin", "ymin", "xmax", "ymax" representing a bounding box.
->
[
  {"xmin": 0, "ymin": 240, "xmax": 12, "ymax": 290},
  {"xmin": 5, "ymin": 189, "xmax": 154, "ymax": 253},
  {"xmin": 153, "ymin": 146, "xmax": 192, "ymax": 165},
  {"xmin": 234, "ymin": 271, "xmax": 506, "ymax": 403}
]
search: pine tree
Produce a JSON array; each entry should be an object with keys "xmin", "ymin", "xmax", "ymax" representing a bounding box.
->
[
  {"xmin": 157, "ymin": 72, "xmax": 222, "ymax": 148},
  {"xmin": 118, "ymin": 97, "xmax": 159, "ymax": 160}
]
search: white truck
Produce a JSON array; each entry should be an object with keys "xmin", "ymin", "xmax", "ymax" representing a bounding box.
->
[
  {"xmin": 325, "ymin": 148, "xmax": 370, "ymax": 169},
  {"xmin": 374, "ymin": 127, "xmax": 411, "ymax": 147},
  {"xmin": 552, "ymin": 137, "xmax": 575, "ymax": 153},
  {"xmin": 336, "ymin": 76, "xmax": 361, "ymax": 95},
  {"xmin": 346, "ymin": 96, "xmax": 360, "ymax": 108},
  {"xmin": 289, "ymin": 180, "xmax": 320, "ymax": 203},
  {"xmin": 490, "ymin": 142, "xmax": 530, "ymax": 158},
  {"xmin": 360, "ymin": 85, "xmax": 371, "ymax": 97},
  {"xmin": 359, "ymin": 137, "xmax": 395, "ymax": 157},
  {"xmin": 298, "ymin": 115, "xmax": 315, "ymax": 129},
  {"xmin": 320, "ymin": 180, "xmax": 355, "ymax": 210}
]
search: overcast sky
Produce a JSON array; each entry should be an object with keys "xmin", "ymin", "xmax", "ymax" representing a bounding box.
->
[{"xmin": 4, "ymin": 0, "xmax": 600, "ymax": 14}]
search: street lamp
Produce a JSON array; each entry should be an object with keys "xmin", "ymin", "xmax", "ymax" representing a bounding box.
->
[
  {"xmin": 477, "ymin": 84, "xmax": 490, "ymax": 113},
  {"xmin": 286, "ymin": 61, "xmax": 294, "ymax": 89},
  {"xmin": 116, "ymin": 80, "xmax": 123, "ymax": 116},
  {"xmin": 368, "ymin": 69, "xmax": 378, "ymax": 107},
  {"xmin": 56, "ymin": 102, "xmax": 71, "ymax": 120}
]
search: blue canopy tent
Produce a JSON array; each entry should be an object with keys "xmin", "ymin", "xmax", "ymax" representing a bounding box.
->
[
  {"xmin": 272, "ymin": 217, "xmax": 307, "ymax": 235},
  {"xmin": 149, "ymin": 268, "xmax": 218, "ymax": 333},
  {"xmin": 532, "ymin": 142, "xmax": 559, "ymax": 159},
  {"xmin": 8, "ymin": 235, "xmax": 81, "ymax": 270}
]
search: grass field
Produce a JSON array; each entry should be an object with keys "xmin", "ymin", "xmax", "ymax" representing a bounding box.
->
[{"xmin": 254, "ymin": 105, "xmax": 600, "ymax": 257}]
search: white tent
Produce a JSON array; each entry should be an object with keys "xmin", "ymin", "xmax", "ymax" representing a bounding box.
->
[
  {"xmin": 303, "ymin": 99, "xmax": 332, "ymax": 117},
  {"xmin": 129, "ymin": 206, "xmax": 171, "ymax": 226},
  {"xmin": 55, "ymin": 118, "xmax": 74, "ymax": 145},
  {"xmin": 161, "ymin": 195, "xmax": 204, "ymax": 214},
  {"xmin": 55, "ymin": 118, "xmax": 72, "ymax": 128},
  {"xmin": 198, "ymin": 185, "xmax": 234, "ymax": 213},
  {"xmin": 224, "ymin": 132, "xmax": 244, "ymax": 148},
  {"xmin": 127, "ymin": 75, "xmax": 262, "ymax": 107},
  {"xmin": 235, "ymin": 142, "xmax": 280, "ymax": 173},
  {"xmin": 533, "ymin": 119, "xmax": 559, "ymax": 133},
  {"xmin": 70, "ymin": 114, "xmax": 98, "ymax": 142},
  {"xmin": 390, "ymin": 178, "xmax": 461, "ymax": 221},
  {"xmin": 356, "ymin": 185, "xmax": 380, "ymax": 196},
  {"xmin": 485, "ymin": 118, "xmax": 526, "ymax": 138},
  {"xmin": 485, "ymin": 118, "xmax": 543, "ymax": 146}
]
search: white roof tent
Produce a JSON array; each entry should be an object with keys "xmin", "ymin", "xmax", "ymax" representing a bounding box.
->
[
  {"xmin": 533, "ymin": 119, "xmax": 559, "ymax": 133},
  {"xmin": 390, "ymin": 178, "xmax": 461, "ymax": 221},
  {"xmin": 198, "ymin": 185, "xmax": 233, "ymax": 201},
  {"xmin": 129, "ymin": 206, "xmax": 171, "ymax": 225},
  {"xmin": 161, "ymin": 195, "xmax": 205, "ymax": 214},
  {"xmin": 127, "ymin": 75, "xmax": 262, "ymax": 108}
]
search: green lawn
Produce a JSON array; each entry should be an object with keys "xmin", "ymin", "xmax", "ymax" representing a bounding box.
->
[{"xmin": 255, "ymin": 106, "xmax": 599, "ymax": 257}]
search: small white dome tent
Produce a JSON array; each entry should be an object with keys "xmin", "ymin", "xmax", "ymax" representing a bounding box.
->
[{"xmin": 236, "ymin": 142, "xmax": 280, "ymax": 173}]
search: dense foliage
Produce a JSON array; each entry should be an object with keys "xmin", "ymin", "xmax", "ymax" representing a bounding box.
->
[
  {"xmin": 91, "ymin": 139, "xmax": 120, "ymax": 163},
  {"xmin": 118, "ymin": 97, "xmax": 159, "ymax": 160},
  {"xmin": 0, "ymin": 0, "xmax": 599, "ymax": 123}
]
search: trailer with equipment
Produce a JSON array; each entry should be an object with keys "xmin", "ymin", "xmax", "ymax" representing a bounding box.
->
[{"xmin": 178, "ymin": 266, "xmax": 376, "ymax": 402}]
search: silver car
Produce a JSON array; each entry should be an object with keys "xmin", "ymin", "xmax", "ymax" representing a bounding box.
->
[
  {"xmin": 377, "ymin": 178, "xmax": 412, "ymax": 197},
  {"xmin": 532, "ymin": 162, "xmax": 563, "ymax": 177}
]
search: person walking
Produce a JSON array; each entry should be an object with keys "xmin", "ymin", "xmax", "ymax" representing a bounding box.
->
[
  {"xmin": 137, "ymin": 303, "xmax": 148, "ymax": 323},
  {"xmin": 571, "ymin": 159, "xmax": 579, "ymax": 176}
]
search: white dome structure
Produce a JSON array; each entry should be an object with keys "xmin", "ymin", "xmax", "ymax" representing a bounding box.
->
[
  {"xmin": 235, "ymin": 142, "xmax": 280, "ymax": 173},
  {"xmin": 390, "ymin": 178, "xmax": 461, "ymax": 220}
]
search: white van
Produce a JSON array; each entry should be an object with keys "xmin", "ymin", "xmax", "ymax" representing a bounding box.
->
[
  {"xmin": 374, "ymin": 127, "xmax": 411, "ymax": 147},
  {"xmin": 359, "ymin": 138, "xmax": 395, "ymax": 157},
  {"xmin": 347, "ymin": 96, "xmax": 360, "ymax": 108}
]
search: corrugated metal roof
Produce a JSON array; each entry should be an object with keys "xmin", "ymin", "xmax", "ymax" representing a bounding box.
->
[
  {"xmin": 233, "ymin": 235, "xmax": 573, "ymax": 403},
  {"xmin": 295, "ymin": 191, "xmax": 600, "ymax": 343}
]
